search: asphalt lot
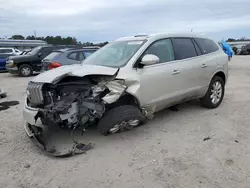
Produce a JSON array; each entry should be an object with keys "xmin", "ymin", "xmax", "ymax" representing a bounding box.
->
[{"xmin": 0, "ymin": 56, "xmax": 250, "ymax": 188}]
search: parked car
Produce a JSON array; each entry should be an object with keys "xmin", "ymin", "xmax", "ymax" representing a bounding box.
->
[
  {"xmin": 41, "ymin": 47, "xmax": 99, "ymax": 71},
  {"xmin": 23, "ymin": 33, "xmax": 228, "ymax": 155},
  {"xmin": 0, "ymin": 54, "xmax": 14, "ymax": 71},
  {"xmin": 239, "ymin": 44, "xmax": 250, "ymax": 55},
  {"xmin": 0, "ymin": 48, "xmax": 22, "ymax": 55},
  {"xmin": 5, "ymin": 45, "xmax": 62, "ymax": 76}
]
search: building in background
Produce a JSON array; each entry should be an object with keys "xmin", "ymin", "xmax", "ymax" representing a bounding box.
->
[{"xmin": 0, "ymin": 39, "xmax": 47, "ymax": 51}]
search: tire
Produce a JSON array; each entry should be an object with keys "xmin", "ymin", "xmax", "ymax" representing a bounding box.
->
[
  {"xmin": 97, "ymin": 105, "xmax": 145, "ymax": 136},
  {"xmin": 18, "ymin": 64, "xmax": 33, "ymax": 77},
  {"xmin": 201, "ymin": 76, "xmax": 225, "ymax": 109}
]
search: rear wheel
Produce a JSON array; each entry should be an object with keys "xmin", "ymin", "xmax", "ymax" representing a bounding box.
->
[
  {"xmin": 201, "ymin": 76, "xmax": 225, "ymax": 109},
  {"xmin": 97, "ymin": 105, "xmax": 145, "ymax": 136},
  {"xmin": 18, "ymin": 64, "xmax": 33, "ymax": 77}
]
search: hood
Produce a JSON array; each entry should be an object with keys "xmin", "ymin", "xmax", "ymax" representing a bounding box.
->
[
  {"xmin": 8, "ymin": 54, "xmax": 35, "ymax": 61},
  {"xmin": 31, "ymin": 64, "xmax": 119, "ymax": 84}
]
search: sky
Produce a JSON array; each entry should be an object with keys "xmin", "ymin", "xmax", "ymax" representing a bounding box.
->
[{"xmin": 1, "ymin": 0, "xmax": 250, "ymax": 42}]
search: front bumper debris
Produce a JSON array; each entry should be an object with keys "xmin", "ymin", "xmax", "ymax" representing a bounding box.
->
[
  {"xmin": 24, "ymin": 122, "xmax": 93, "ymax": 157},
  {"xmin": 24, "ymin": 104, "xmax": 93, "ymax": 157}
]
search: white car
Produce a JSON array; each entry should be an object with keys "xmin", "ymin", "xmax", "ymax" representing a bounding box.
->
[
  {"xmin": 23, "ymin": 33, "xmax": 228, "ymax": 155},
  {"xmin": 0, "ymin": 48, "xmax": 22, "ymax": 56}
]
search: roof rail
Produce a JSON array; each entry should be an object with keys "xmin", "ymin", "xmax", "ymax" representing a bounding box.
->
[
  {"xmin": 134, "ymin": 35, "xmax": 148, "ymax": 37},
  {"xmin": 82, "ymin": 46, "xmax": 100, "ymax": 49}
]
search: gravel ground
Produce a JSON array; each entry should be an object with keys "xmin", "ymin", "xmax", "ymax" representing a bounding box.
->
[{"xmin": 0, "ymin": 56, "xmax": 250, "ymax": 188}]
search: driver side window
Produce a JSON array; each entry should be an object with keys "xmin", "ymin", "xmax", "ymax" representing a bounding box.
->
[{"xmin": 144, "ymin": 39, "xmax": 175, "ymax": 63}]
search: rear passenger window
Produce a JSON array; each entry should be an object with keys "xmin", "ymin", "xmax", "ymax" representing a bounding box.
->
[
  {"xmin": 67, "ymin": 52, "xmax": 78, "ymax": 60},
  {"xmin": 192, "ymin": 39, "xmax": 202, "ymax": 56},
  {"xmin": 194, "ymin": 38, "xmax": 219, "ymax": 54},
  {"xmin": 172, "ymin": 38, "xmax": 197, "ymax": 60},
  {"xmin": 144, "ymin": 39, "xmax": 175, "ymax": 63}
]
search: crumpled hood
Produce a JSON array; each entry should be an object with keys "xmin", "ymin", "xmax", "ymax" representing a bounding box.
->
[{"xmin": 31, "ymin": 64, "xmax": 119, "ymax": 84}]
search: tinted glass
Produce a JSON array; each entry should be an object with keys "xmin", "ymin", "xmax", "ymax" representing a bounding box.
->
[
  {"xmin": 194, "ymin": 38, "xmax": 219, "ymax": 54},
  {"xmin": 144, "ymin": 39, "xmax": 175, "ymax": 63},
  {"xmin": 192, "ymin": 39, "xmax": 202, "ymax": 56},
  {"xmin": 67, "ymin": 52, "xmax": 78, "ymax": 60},
  {"xmin": 40, "ymin": 48, "xmax": 53, "ymax": 56},
  {"xmin": 172, "ymin": 38, "xmax": 197, "ymax": 60}
]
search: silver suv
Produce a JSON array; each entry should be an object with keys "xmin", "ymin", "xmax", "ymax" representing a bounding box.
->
[{"xmin": 23, "ymin": 33, "xmax": 228, "ymax": 148}]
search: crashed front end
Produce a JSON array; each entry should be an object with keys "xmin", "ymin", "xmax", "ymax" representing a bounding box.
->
[{"xmin": 23, "ymin": 74, "xmax": 127, "ymax": 156}]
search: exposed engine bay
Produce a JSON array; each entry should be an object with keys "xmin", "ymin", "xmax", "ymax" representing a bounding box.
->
[{"xmin": 26, "ymin": 71, "xmax": 130, "ymax": 156}]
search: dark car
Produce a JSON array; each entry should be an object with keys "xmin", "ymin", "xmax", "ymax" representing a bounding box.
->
[
  {"xmin": 5, "ymin": 45, "xmax": 62, "ymax": 76},
  {"xmin": 41, "ymin": 47, "xmax": 99, "ymax": 71}
]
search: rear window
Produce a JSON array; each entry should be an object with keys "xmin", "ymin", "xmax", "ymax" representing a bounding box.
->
[
  {"xmin": 44, "ymin": 52, "xmax": 62, "ymax": 60},
  {"xmin": 194, "ymin": 38, "xmax": 219, "ymax": 54}
]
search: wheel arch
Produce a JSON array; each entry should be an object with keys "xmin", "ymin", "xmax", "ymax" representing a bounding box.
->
[
  {"xmin": 107, "ymin": 92, "xmax": 141, "ymax": 110},
  {"xmin": 212, "ymin": 71, "xmax": 226, "ymax": 84},
  {"xmin": 17, "ymin": 62, "xmax": 33, "ymax": 68}
]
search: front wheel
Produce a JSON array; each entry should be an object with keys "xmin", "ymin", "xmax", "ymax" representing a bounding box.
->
[
  {"xmin": 97, "ymin": 105, "xmax": 145, "ymax": 136},
  {"xmin": 201, "ymin": 76, "xmax": 225, "ymax": 109},
  {"xmin": 18, "ymin": 64, "xmax": 33, "ymax": 77}
]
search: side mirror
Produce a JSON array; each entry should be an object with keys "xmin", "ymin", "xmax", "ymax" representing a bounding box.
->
[
  {"xmin": 38, "ymin": 52, "xmax": 42, "ymax": 57},
  {"xmin": 140, "ymin": 54, "xmax": 159, "ymax": 66}
]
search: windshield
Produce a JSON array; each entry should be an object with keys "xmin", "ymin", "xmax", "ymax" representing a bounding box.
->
[
  {"xmin": 83, "ymin": 40, "xmax": 145, "ymax": 68},
  {"xmin": 28, "ymin": 46, "xmax": 42, "ymax": 55}
]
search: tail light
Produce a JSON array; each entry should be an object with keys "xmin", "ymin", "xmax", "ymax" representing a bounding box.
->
[{"xmin": 48, "ymin": 62, "xmax": 62, "ymax": 70}]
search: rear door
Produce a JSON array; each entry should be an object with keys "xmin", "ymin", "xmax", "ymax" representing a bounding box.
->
[
  {"xmin": 193, "ymin": 38, "xmax": 221, "ymax": 87},
  {"xmin": 171, "ymin": 37, "xmax": 204, "ymax": 98}
]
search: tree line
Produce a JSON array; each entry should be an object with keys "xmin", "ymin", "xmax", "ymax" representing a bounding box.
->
[
  {"xmin": 5, "ymin": 35, "xmax": 108, "ymax": 47},
  {"xmin": 226, "ymin": 37, "xmax": 250, "ymax": 42}
]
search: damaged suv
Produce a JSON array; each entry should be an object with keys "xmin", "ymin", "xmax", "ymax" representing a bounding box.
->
[{"xmin": 23, "ymin": 33, "xmax": 228, "ymax": 155}]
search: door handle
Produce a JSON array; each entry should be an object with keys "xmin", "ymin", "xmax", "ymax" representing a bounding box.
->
[
  {"xmin": 201, "ymin": 64, "xmax": 207, "ymax": 68},
  {"xmin": 172, "ymin": 70, "xmax": 180, "ymax": 75}
]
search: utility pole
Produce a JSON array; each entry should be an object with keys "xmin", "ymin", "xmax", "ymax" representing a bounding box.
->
[{"xmin": 34, "ymin": 30, "xmax": 36, "ymax": 40}]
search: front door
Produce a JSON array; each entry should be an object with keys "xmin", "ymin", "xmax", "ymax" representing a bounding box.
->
[{"xmin": 138, "ymin": 38, "xmax": 182, "ymax": 112}]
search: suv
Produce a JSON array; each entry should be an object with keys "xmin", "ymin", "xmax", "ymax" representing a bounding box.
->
[
  {"xmin": 5, "ymin": 45, "xmax": 60, "ymax": 76},
  {"xmin": 0, "ymin": 48, "xmax": 22, "ymax": 56},
  {"xmin": 23, "ymin": 33, "xmax": 228, "ymax": 154},
  {"xmin": 41, "ymin": 47, "xmax": 99, "ymax": 71}
]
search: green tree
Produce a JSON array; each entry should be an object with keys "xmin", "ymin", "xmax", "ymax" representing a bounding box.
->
[
  {"xmin": 11, "ymin": 35, "xmax": 25, "ymax": 40},
  {"xmin": 26, "ymin": 36, "xmax": 36, "ymax": 40}
]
